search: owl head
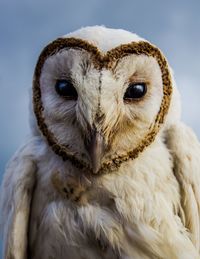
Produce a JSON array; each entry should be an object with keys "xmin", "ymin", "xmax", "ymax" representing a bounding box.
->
[{"xmin": 32, "ymin": 26, "xmax": 180, "ymax": 174}]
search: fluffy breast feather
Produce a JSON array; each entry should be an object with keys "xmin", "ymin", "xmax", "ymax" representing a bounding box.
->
[{"xmin": 25, "ymin": 134, "xmax": 199, "ymax": 259}]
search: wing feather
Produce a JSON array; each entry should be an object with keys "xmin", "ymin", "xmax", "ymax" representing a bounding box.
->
[
  {"xmin": 0, "ymin": 154, "xmax": 36, "ymax": 259},
  {"xmin": 166, "ymin": 122, "xmax": 200, "ymax": 251}
]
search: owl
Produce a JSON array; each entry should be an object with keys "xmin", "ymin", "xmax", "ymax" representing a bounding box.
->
[{"xmin": 1, "ymin": 25, "xmax": 200, "ymax": 259}]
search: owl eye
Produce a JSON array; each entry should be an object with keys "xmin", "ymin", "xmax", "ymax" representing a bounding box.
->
[
  {"xmin": 124, "ymin": 83, "xmax": 147, "ymax": 101},
  {"xmin": 55, "ymin": 79, "xmax": 78, "ymax": 100}
]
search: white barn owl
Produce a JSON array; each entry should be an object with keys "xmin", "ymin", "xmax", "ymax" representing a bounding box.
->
[{"xmin": 1, "ymin": 25, "xmax": 200, "ymax": 259}]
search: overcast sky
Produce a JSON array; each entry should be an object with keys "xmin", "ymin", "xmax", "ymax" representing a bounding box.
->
[{"xmin": 0, "ymin": 0, "xmax": 200, "ymax": 256}]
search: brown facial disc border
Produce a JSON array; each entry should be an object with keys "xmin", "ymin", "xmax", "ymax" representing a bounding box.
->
[{"xmin": 33, "ymin": 37, "xmax": 173, "ymax": 174}]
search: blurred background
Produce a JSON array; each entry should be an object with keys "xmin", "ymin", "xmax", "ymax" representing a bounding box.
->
[{"xmin": 0, "ymin": 0, "xmax": 200, "ymax": 257}]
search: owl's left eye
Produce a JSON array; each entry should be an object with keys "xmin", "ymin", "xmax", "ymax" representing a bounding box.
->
[
  {"xmin": 55, "ymin": 79, "xmax": 78, "ymax": 100},
  {"xmin": 123, "ymin": 82, "xmax": 147, "ymax": 101}
]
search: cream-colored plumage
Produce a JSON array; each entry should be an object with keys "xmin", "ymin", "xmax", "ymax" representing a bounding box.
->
[{"xmin": 1, "ymin": 26, "xmax": 200, "ymax": 259}]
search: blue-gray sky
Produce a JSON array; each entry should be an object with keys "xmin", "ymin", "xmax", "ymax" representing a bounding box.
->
[{"xmin": 0, "ymin": 0, "xmax": 200, "ymax": 257}]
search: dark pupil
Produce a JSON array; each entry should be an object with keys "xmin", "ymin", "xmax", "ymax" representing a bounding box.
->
[
  {"xmin": 124, "ymin": 83, "xmax": 146, "ymax": 100},
  {"xmin": 55, "ymin": 79, "xmax": 78, "ymax": 99}
]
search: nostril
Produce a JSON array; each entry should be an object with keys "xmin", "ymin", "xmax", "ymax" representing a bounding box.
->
[{"xmin": 94, "ymin": 112, "xmax": 106, "ymax": 125}]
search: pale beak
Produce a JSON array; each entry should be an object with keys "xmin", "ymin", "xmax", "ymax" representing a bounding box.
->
[{"xmin": 87, "ymin": 130, "xmax": 105, "ymax": 174}]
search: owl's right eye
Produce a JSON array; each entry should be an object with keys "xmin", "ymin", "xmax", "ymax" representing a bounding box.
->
[{"xmin": 55, "ymin": 79, "xmax": 78, "ymax": 100}]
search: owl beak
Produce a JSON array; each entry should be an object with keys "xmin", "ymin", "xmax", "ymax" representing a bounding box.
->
[{"xmin": 87, "ymin": 130, "xmax": 105, "ymax": 174}]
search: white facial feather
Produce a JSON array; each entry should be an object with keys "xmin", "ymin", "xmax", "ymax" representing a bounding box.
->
[{"xmin": 40, "ymin": 44, "xmax": 165, "ymax": 165}]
